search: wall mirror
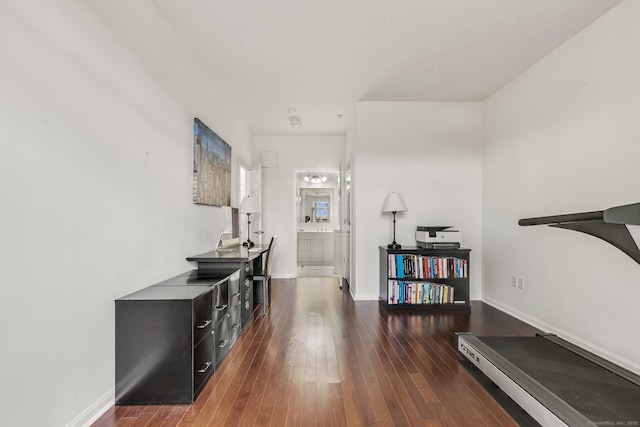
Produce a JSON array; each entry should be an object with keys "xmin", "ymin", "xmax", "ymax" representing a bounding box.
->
[{"xmin": 296, "ymin": 171, "xmax": 339, "ymax": 225}]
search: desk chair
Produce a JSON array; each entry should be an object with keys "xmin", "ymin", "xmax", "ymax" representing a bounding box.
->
[{"xmin": 254, "ymin": 236, "xmax": 276, "ymax": 315}]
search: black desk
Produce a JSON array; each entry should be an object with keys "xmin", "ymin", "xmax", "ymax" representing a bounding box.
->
[
  {"xmin": 187, "ymin": 246, "xmax": 269, "ymax": 329},
  {"xmin": 186, "ymin": 245, "xmax": 268, "ymax": 264}
]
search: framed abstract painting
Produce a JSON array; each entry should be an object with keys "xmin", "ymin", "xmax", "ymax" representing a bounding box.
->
[{"xmin": 192, "ymin": 118, "xmax": 231, "ymax": 206}]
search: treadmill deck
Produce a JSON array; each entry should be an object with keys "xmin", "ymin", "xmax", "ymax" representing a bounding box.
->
[{"xmin": 457, "ymin": 333, "xmax": 640, "ymax": 427}]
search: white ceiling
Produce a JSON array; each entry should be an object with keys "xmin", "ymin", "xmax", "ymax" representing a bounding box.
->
[{"xmin": 87, "ymin": 0, "xmax": 621, "ymax": 136}]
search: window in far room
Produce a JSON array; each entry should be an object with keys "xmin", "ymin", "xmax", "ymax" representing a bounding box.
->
[
  {"xmin": 313, "ymin": 201, "xmax": 329, "ymax": 222},
  {"xmin": 239, "ymin": 163, "xmax": 250, "ymax": 202}
]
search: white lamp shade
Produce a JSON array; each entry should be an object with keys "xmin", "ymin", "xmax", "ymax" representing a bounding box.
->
[
  {"xmin": 382, "ymin": 192, "xmax": 407, "ymax": 213},
  {"xmin": 239, "ymin": 195, "xmax": 259, "ymax": 214}
]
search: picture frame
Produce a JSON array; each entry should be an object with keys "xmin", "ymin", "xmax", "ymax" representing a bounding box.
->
[{"xmin": 192, "ymin": 118, "xmax": 231, "ymax": 206}]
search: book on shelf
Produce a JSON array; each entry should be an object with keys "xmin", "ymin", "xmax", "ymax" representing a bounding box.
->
[
  {"xmin": 388, "ymin": 254, "xmax": 467, "ymax": 280},
  {"xmin": 386, "ymin": 280, "xmax": 455, "ymax": 305}
]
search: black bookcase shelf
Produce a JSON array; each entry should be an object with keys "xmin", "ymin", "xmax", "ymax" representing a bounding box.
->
[{"xmin": 379, "ymin": 246, "xmax": 471, "ymax": 312}]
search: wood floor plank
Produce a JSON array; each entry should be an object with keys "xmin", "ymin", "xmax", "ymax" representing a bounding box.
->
[
  {"xmin": 159, "ymin": 406, "xmax": 190, "ymax": 427},
  {"xmin": 113, "ymin": 417, "xmax": 135, "ymax": 427},
  {"xmin": 175, "ymin": 408, "xmax": 200, "ymax": 427},
  {"xmin": 237, "ymin": 302, "xmax": 290, "ymax": 426},
  {"xmin": 254, "ymin": 403, "xmax": 275, "ymax": 427},
  {"xmin": 268, "ymin": 364, "xmax": 294, "ymax": 427},
  {"xmin": 127, "ymin": 406, "xmax": 163, "ymax": 427},
  {"xmin": 91, "ymin": 407, "xmax": 119, "ymax": 427},
  {"xmin": 376, "ymin": 313, "xmax": 496, "ymax": 426},
  {"xmin": 225, "ymin": 319, "xmax": 279, "ymax": 426},
  {"xmin": 95, "ymin": 278, "xmax": 542, "ymax": 427}
]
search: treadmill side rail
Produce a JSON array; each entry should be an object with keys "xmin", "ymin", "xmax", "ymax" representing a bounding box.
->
[{"xmin": 456, "ymin": 333, "xmax": 592, "ymax": 427}]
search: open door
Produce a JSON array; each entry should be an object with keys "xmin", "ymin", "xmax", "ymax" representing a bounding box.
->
[
  {"xmin": 250, "ymin": 163, "xmax": 262, "ymax": 246},
  {"xmin": 338, "ymin": 164, "xmax": 351, "ymax": 288}
]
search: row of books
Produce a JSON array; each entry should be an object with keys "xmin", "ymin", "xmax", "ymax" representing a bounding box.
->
[
  {"xmin": 387, "ymin": 280, "xmax": 455, "ymax": 305},
  {"xmin": 388, "ymin": 254, "xmax": 467, "ymax": 279}
]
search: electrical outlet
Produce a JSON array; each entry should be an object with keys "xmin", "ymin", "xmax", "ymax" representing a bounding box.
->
[
  {"xmin": 517, "ymin": 277, "xmax": 524, "ymax": 290},
  {"xmin": 511, "ymin": 275, "xmax": 517, "ymax": 287}
]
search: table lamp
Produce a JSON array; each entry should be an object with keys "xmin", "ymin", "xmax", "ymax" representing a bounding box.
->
[
  {"xmin": 239, "ymin": 195, "xmax": 259, "ymax": 247},
  {"xmin": 382, "ymin": 192, "xmax": 407, "ymax": 249}
]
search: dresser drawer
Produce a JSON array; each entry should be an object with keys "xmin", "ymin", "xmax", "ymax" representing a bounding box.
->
[
  {"xmin": 213, "ymin": 279, "xmax": 229, "ymax": 324},
  {"xmin": 193, "ymin": 291, "xmax": 213, "ymax": 345},
  {"xmin": 243, "ymin": 283, "xmax": 252, "ymax": 303},
  {"xmin": 193, "ymin": 332, "xmax": 214, "ymax": 396},
  {"xmin": 215, "ymin": 313, "xmax": 231, "ymax": 367},
  {"xmin": 228, "ymin": 270, "xmax": 240, "ymax": 295},
  {"xmin": 241, "ymin": 283, "xmax": 253, "ymax": 330},
  {"xmin": 230, "ymin": 293, "xmax": 242, "ymax": 336}
]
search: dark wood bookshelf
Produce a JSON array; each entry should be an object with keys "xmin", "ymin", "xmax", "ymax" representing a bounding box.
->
[{"xmin": 379, "ymin": 246, "xmax": 471, "ymax": 311}]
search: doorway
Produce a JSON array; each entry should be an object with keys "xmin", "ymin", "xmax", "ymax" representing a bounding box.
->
[{"xmin": 295, "ymin": 169, "xmax": 340, "ymax": 278}]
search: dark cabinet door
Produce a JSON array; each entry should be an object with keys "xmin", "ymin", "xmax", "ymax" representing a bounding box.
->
[
  {"xmin": 193, "ymin": 291, "xmax": 213, "ymax": 345},
  {"xmin": 230, "ymin": 291, "xmax": 242, "ymax": 337},
  {"xmin": 240, "ymin": 263, "xmax": 254, "ymax": 329},
  {"xmin": 242, "ymin": 277, "xmax": 254, "ymax": 328},
  {"xmin": 193, "ymin": 332, "xmax": 214, "ymax": 396},
  {"xmin": 215, "ymin": 313, "xmax": 231, "ymax": 368},
  {"xmin": 213, "ymin": 280, "xmax": 229, "ymax": 324}
]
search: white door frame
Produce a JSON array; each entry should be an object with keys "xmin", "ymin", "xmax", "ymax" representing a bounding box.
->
[{"xmin": 292, "ymin": 167, "xmax": 340, "ymax": 277}]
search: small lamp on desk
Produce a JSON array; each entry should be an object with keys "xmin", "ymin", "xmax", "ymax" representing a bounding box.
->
[
  {"xmin": 382, "ymin": 192, "xmax": 407, "ymax": 249},
  {"xmin": 239, "ymin": 195, "xmax": 259, "ymax": 248}
]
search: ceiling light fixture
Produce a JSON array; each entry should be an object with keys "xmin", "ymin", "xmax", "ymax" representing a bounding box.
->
[
  {"xmin": 289, "ymin": 116, "xmax": 301, "ymax": 128},
  {"xmin": 304, "ymin": 174, "xmax": 327, "ymax": 184},
  {"xmin": 288, "ymin": 107, "xmax": 301, "ymax": 128}
]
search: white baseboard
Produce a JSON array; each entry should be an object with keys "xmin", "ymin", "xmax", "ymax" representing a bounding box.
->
[
  {"xmin": 481, "ymin": 296, "xmax": 640, "ymax": 376},
  {"xmin": 65, "ymin": 388, "xmax": 114, "ymax": 427},
  {"xmin": 351, "ymin": 293, "xmax": 378, "ymax": 301}
]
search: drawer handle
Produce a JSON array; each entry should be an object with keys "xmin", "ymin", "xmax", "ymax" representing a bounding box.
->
[
  {"xmin": 197, "ymin": 361, "xmax": 212, "ymax": 373},
  {"xmin": 232, "ymin": 322, "xmax": 241, "ymax": 330},
  {"xmin": 218, "ymin": 339, "xmax": 229, "ymax": 348},
  {"xmin": 244, "ymin": 301, "xmax": 250, "ymax": 310},
  {"xmin": 196, "ymin": 319, "xmax": 212, "ymax": 329},
  {"xmin": 245, "ymin": 279, "xmax": 251, "ymax": 287},
  {"xmin": 244, "ymin": 292, "xmax": 249, "ymax": 300},
  {"xmin": 215, "ymin": 304, "xmax": 227, "ymax": 311},
  {"xmin": 245, "ymin": 264, "xmax": 250, "ymax": 272},
  {"xmin": 232, "ymin": 292, "xmax": 240, "ymax": 298}
]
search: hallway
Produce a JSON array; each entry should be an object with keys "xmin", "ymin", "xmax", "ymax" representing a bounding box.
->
[
  {"xmin": 296, "ymin": 266, "xmax": 339, "ymax": 278},
  {"xmin": 94, "ymin": 277, "xmax": 539, "ymax": 426}
]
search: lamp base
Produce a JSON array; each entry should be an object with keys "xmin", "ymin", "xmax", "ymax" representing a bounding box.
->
[
  {"xmin": 243, "ymin": 240, "xmax": 255, "ymax": 248},
  {"xmin": 387, "ymin": 242, "xmax": 402, "ymax": 249}
]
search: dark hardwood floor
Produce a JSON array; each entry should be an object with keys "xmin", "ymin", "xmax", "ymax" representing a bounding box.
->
[{"xmin": 93, "ymin": 277, "xmax": 540, "ymax": 427}]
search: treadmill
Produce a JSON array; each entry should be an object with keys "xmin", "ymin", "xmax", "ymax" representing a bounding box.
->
[{"xmin": 456, "ymin": 332, "xmax": 640, "ymax": 426}]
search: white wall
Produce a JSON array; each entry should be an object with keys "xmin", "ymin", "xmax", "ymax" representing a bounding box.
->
[
  {"xmin": 352, "ymin": 102, "xmax": 484, "ymax": 300},
  {"xmin": 252, "ymin": 136, "xmax": 346, "ymax": 277},
  {"xmin": 0, "ymin": 1, "xmax": 251, "ymax": 426},
  {"xmin": 483, "ymin": 0, "xmax": 640, "ymax": 373}
]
